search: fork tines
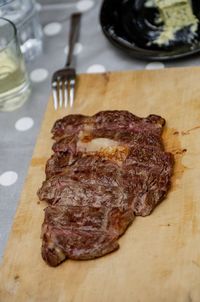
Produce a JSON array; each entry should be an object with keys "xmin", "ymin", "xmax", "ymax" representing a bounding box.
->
[{"xmin": 51, "ymin": 68, "xmax": 76, "ymax": 110}]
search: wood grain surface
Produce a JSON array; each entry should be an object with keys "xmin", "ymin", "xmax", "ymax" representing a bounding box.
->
[{"xmin": 1, "ymin": 68, "xmax": 200, "ymax": 302}]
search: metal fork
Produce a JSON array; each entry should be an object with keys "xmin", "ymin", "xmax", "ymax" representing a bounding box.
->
[{"xmin": 51, "ymin": 13, "xmax": 81, "ymax": 110}]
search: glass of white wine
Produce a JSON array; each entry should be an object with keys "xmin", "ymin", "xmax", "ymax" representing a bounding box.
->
[{"xmin": 0, "ymin": 18, "xmax": 31, "ymax": 111}]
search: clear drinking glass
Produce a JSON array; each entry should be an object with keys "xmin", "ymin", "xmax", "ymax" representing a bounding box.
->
[
  {"xmin": 0, "ymin": 0, "xmax": 43, "ymax": 61},
  {"xmin": 0, "ymin": 18, "xmax": 31, "ymax": 111}
]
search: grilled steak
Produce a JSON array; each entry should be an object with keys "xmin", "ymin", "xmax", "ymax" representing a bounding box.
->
[{"xmin": 38, "ymin": 110, "xmax": 174, "ymax": 267}]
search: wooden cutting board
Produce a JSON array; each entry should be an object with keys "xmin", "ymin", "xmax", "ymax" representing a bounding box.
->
[{"xmin": 1, "ymin": 67, "xmax": 200, "ymax": 302}]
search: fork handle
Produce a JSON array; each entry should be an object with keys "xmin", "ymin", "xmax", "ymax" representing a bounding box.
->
[{"xmin": 65, "ymin": 13, "xmax": 81, "ymax": 67}]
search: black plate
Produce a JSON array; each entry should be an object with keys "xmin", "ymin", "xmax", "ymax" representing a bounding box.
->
[{"xmin": 100, "ymin": 0, "xmax": 200, "ymax": 61}]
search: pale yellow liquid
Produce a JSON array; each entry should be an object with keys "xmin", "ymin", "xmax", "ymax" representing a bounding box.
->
[{"xmin": 0, "ymin": 48, "xmax": 30, "ymax": 111}]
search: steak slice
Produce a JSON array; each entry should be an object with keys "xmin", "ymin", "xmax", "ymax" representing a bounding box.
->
[
  {"xmin": 42, "ymin": 205, "xmax": 134, "ymax": 266},
  {"xmin": 51, "ymin": 111, "xmax": 165, "ymax": 141},
  {"xmin": 38, "ymin": 110, "xmax": 174, "ymax": 266}
]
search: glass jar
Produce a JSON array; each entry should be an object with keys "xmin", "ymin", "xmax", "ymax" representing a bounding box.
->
[
  {"xmin": 0, "ymin": 18, "xmax": 31, "ymax": 111},
  {"xmin": 0, "ymin": 0, "xmax": 43, "ymax": 61}
]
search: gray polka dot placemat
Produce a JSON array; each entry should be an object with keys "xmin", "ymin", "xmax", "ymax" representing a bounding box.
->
[{"xmin": 0, "ymin": 0, "xmax": 200, "ymax": 260}]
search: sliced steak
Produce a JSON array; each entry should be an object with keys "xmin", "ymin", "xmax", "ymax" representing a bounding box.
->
[
  {"xmin": 51, "ymin": 111, "xmax": 165, "ymax": 141},
  {"xmin": 42, "ymin": 205, "xmax": 134, "ymax": 265},
  {"xmin": 38, "ymin": 110, "xmax": 174, "ymax": 266}
]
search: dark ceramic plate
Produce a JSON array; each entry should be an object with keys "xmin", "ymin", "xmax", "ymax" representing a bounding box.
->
[{"xmin": 100, "ymin": 0, "xmax": 200, "ymax": 60}]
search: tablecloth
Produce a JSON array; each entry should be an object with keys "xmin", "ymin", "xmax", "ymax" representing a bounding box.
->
[{"xmin": 0, "ymin": 0, "xmax": 200, "ymax": 260}]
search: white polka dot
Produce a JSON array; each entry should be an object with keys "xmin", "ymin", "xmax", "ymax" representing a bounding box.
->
[
  {"xmin": 30, "ymin": 68, "xmax": 48, "ymax": 83},
  {"xmin": 43, "ymin": 23, "xmax": 62, "ymax": 36},
  {"xmin": 15, "ymin": 117, "xmax": 34, "ymax": 131},
  {"xmin": 0, "ymin": 171, "xmax": 18, "ymax": 186},
  {"xmin": 87, "ymin": 64, "xmax": 106, "ymax": 73},
  {"xmin": 64, "ymin": 43, "xmax": 83, "ymax": 56},
  {"xmin": 35, "ymin": 3, "xmax": 42, "ymax": 11},
  {"xmin": 76, "ymin": 0, "xmax": 94, "ymax": 12},
  {"xmin": 145, "ymin": 62, "xmax": 165, "ymax": 70}
]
